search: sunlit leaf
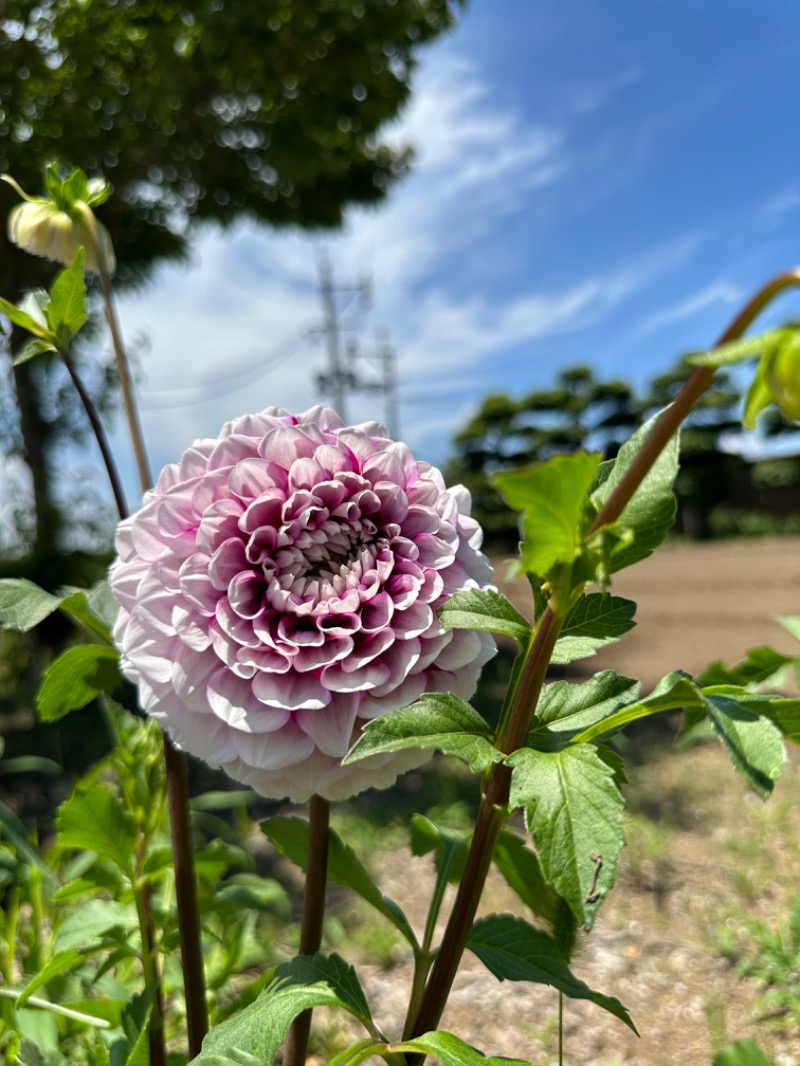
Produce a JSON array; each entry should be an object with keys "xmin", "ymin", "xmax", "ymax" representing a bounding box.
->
[
  {"xmin": 468, "ymin": 914, "xmax": 636, "ymax": 1032},
  {"xmin": 37, "ymin": 645, "xmax": 122, "ymax": 721},
  {"xmin": 344, "ymin": 693, "xmax": 502, "ymax": 773},
  {"xmin": 507, "ymin": 745, "xmax": 624, "ymax": 928},
  {"xmin": 438, "ymin": 587, "xmax": 532, "ymax": 647}
]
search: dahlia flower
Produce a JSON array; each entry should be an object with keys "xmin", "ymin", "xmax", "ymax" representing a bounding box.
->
[{"xmin": 110, "ymin": 407, "xmax": 494, "ymax": 801}]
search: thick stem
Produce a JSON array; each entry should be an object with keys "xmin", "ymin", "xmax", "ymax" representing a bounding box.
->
[
  {"xmin": 406, "ymin": 266, "xmax": 800, "ymax": 1043},
  {"xmin": 74, "ymin": 203, "xmax": 209, "ymax": 1054},
  {"xmin": 164, "ymin": 737, "xmax": 209, "ymax": 1057},
  {"xmin": 58, "ymin": 346, "xmax": 128, "ymax": 518},
  {"xmin": 284, "ymin": 795, "xmax": 331, "ymax": 1066}
]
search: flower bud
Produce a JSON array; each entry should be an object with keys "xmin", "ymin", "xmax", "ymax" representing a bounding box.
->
[
  {"xmin": 764, "ymin": 333, "xmax": 800, "ymax": 423},
  {"xmin": 7, "ymin": 199, "xmax": 116, "ymax": 275}
]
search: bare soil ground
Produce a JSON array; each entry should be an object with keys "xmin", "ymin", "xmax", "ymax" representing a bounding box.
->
[{"xmin": 313, "ymin": 537, "xmax": 800, "ymax": 1066}]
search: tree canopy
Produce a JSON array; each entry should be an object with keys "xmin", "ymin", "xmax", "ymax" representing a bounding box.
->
[{"xmin": 0, "ymin": 0, "xmax": 464, "ymax": 560}]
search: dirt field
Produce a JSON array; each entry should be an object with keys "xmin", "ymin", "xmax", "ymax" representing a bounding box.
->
[
  {"xmin": 335, "ymin": 537, "xmax": 800, "ymax": 1066},
  {"xmin": 498, "ymin": 535, "xmax": 800, "ymax": 691}
]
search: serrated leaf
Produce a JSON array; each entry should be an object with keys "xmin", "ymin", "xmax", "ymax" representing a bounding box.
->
[
  {"xmin": 48, "ymin": 248, "xmax": 87, "ymax": 338},
  {"xmin": 507, "ymin": 746, "xmax": 624, "ymax": 928},
  {"xmin": 343, "ymin": 693, "xmax": 502, "ymax": 773},
  {"xmin": 392, "ymin": 1030, "xmax": 538, "ymax": 1066},
  {"xmin": 573, "ymin": 670, "xmax": 702, "ymax": 744},
  {"xmin": 53, "ymin": 899, "xmax": 136, "ymax": 951},
  {"xmin": 493, "ymin": 829, "xmax": 562, "ymax": 929},
  {"xmin": 0, "ymin": 578, "xmax": 61, "ymax": 631},
  {"xmin": 495, "ymin": 452, "xmax": 601, "ymax": 578},
  {"xmin": 262, "ymin": 817, "xmax": 417, "ymax": 948},
  {"xmin": 191, "ymin": 953, "xmax": 376, "ymax": 1065},
  {"xmin": 37, "ymin": 645, "xmax": 122, "ymax": 722},
  {"xmin": 529, "ymin": 671, "xmax": 640, "ymax": 751},
  {"xmin": 13, "ymin": 338, "xmax": 57, "ymax": 365},
  {"xmin": 699, "ymin": 646, "xmax": 793, "ymax": 687},
  {"xmin": 703, "ymin": 693, "xmax": 786, "ymax": 797},
  {"xmin": 0, "ymin": 294, "xmax": 50, "ymax": 339},
  {"xmin": 56, "ymin": 786, "xmax": 137, "ymax": 877},
  {"xmin": 590, "ymin": 410, "xmax": 679, "ymax": 573},
  {"xmin": 468, "ymin": 914, "xmax": 636, "ymax": 1032},
  {"xmin": 438, "ymin": 587, "xmax": 532, "ymax": 647},
  {"xmin": 551, "ymin": 594, "xmax": 636, "ymax": 664},
  {"xmin": 57, "ymin": 587, "xmax": 115, "ymax": 644},
  {"xmin": 754, "ymin": 698, "xmax": 800, "ymax": 745}
]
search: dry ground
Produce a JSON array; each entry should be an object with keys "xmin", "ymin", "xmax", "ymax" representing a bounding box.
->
[{"xmin": 309, "ymin": 537, "xmax": 800, "ymax": 1066}]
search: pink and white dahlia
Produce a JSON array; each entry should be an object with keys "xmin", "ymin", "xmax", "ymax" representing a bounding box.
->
[{"xmin": 110, "ymin": 407, "xmax": 494, "ymax": 801}]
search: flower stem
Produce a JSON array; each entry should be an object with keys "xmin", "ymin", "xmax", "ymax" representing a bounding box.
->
[
  {"xmin": 406, "ymin": 266, "xmax": 800, "ymax": 1044},
  {"xmin": 74, "ymin": 201, "xmax": 209, "ymax": 1056},
  {"xmin": 57, "ymin": 345, "xmax": 128, "ymax": 518},
  {"xmin": 284, "ymin": 794, "xmax": 331, "ymax": 1066}
]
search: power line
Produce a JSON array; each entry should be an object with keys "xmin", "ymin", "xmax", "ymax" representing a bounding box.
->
[{"xmin": 139, "ymin": 336, "xmax": 308, "ymax": 410}]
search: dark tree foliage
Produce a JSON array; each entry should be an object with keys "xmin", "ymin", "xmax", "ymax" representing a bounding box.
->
[
  {"xmin": 446, "ymin": 366, "xmax": 639, "ymax": 550},
  {"xmin": 0, "ymin": 0, "xmax": 463, "ymax": 559}
]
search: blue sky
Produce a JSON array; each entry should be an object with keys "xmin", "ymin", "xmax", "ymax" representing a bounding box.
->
[{"xmin": 59, "ymin": 1, "xmax": 800, "ymax": 508}]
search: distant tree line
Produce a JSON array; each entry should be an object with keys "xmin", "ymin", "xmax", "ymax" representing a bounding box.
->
[{"xmin": 446, "ymin": 357, "xmax": 800, "ymax": 550}]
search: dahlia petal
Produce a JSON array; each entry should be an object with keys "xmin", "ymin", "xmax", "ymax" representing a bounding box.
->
[
  {"xmin": 295, "ymin": 701, "xmax": 358, "ymax": 758},
  {"xmin": 252, "ymin": 669, "xmax": 331, "ymax": 710},
  {"xmin": 209, "ymin": 537, "xmax": 249, "ymax": 591},
  {"xmin": 259, "ymin": 424, "xmax": 318, "ymax": 467},
  {"xmin": 231, "ymin": 719, "xmax": 317, "ymax": 771}
]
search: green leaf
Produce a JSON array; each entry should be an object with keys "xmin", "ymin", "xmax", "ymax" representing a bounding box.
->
[
  {"xmin": 0, "ymin": 294, "xmax": 50, "ymax": 339},
  {"xmin": 53, "ymin": 899, "xmax": 136, "ymax": 951},
  {"xmin": 391, "ymin": 1030, "xmax": 538, "ymax": 1066},
  {"xmin": 742, "ymin": 359, "xmax": 774, "ymax": 430},
  {"xmin": 688, "ymin": 328, "xmax": 790, "ymax": 369},
  {"xmin": 343, "ymin": 693, "xmax": 503, "ymax": 773},
  {"xmin": 507, "ymin": 745, "xmax": 625, "ymax": 928},
  {"xmin": 57, "ymin": 586, "xmax": 116, "ymax": 644},
  {"xmin": 467, "ymin": 914, "xmax": 636, "ymax": 1033},
  {"xmin": 495, "ymin": 452, "xmax": 601, "ymax": 578},
  {"xmin": 48, "ymin": 248, "xmax": 87, "ymax": 338},
  {"xmin": 529, "ymin": 672, "xmax": 640, "ymax": 751},
  {"xmin": 493, "ymin": 829, "xmax": 563, "ymax": 930},
  {"xmin": 0, "ymin": 578, "xmax": 61, "ymax": 631},
  {"xmin": 702, "ymin": 692, "xmax": 786, "ymax": 797},
  {"xmin": 713, "ymin": 1039, "xmax": 776, "ymax": 1066},
  {"xmin": 13, "ymin": 338, "xmax": 57, "ymax": 366},
  {"xmin": 573, "ymin": 670, "xmax": 701, "ymax": 744},
  {"xmin": 0, "ymin": 799, "xmax": 57, "ymax": 882},
  {"xmin": 191, "ymin": 953, "xmax": 376, "ymax": 1066},
  {"xmin": 438, "ymin": 587, "xmax": 532, "ymax": 647},
  {"xmin": 755, "ymin": 697, "xmax": 800, "ymax": 745},
  {"xmin": 262, "ymin": 817, "xmax": 417, "ymax": 949},
  {"xmin": 56, "ymin": 786, "xmax": 137, "ymax": 877},
  {"xmin": 122, "ymin": 1001, "xmax": 152, "ymax": 1066},
  {"xmin": 213, "ymin": 874, "xmax": 291, "ymax": 918},
  {"xmin": 776, "ymin": 615, "xmax": 800, "ymax": 643},
  {"xmin": 37, "ymin": 645, "xmax": 122, "ymax": 722},
  {"xmin": 590, "ymin": 410, "xmax": 679, "ymax": 573},
  {"xmin": 700, "ymin": 645, "xmax": 794, "ymax": 687},
  {"xmin": 410, "ymin": 814, "xmax": 470, "ymax": 885},
  {"xmin": 16, "ymin": 950, "xmax": 85, "ymax": 1007},
  {"xmin": 551, "ymin": 594, "xmax": 637, "ymax": 664}
]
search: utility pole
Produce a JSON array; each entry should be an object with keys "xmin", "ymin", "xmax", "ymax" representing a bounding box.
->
[{"xmin": 314, "ymin": 248, "xmax": 370, "ymax": 422}]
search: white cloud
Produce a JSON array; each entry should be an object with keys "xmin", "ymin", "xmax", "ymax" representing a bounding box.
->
[
  {"xmin": 764, "ymin": 186, "xmax": 800, "ymax": 217},
  {"xmin": 633, "ymin": 281, "xmax": 743, "ymax": 337}
]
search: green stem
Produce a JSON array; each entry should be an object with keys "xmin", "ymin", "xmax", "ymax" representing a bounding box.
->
[
  {"xmin": 406, "ymin": 266, "xmax": 800, "ymax": 1044},
  {"xmin": 75, "ymin": 200, "xmax": 209, "ymax": 1056},
  {"xmin": 0, "ymin": 988, "xmax": 111, "ymax": 1027},
  {"xmin": 284, "ymin": 795, "xmax": 331, "ymax": 1066},
  {"xmin": 133, "ymin": 872, "xmax": 166, "ymax": 1066}
]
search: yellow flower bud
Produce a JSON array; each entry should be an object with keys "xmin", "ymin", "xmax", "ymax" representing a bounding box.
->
[{"xmin": 7, "ymin": 199, "xmax": 116, "ymax": 275}]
